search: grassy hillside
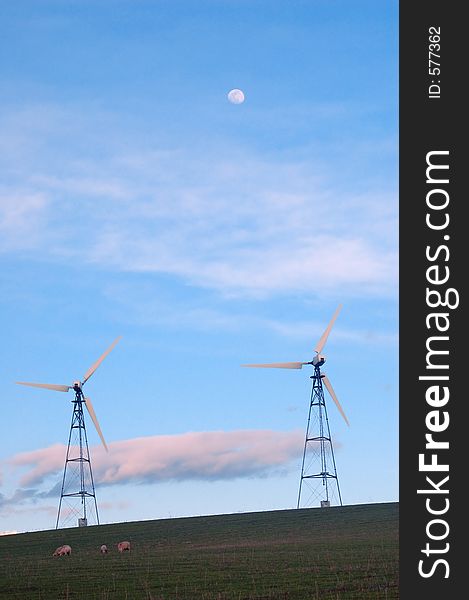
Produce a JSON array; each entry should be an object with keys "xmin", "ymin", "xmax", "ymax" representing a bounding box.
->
[{"xmin": 0, "ymin": 502, "xmax": 398, "ymax": 600}]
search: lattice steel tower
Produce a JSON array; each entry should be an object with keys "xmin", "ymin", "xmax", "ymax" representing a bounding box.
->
[
  {"xmin": 242, "ymin": 305, "xmax": 349, "ymax": 509},
  {"xmin": 56, "ymin": 386, "xmax": 100, "ymax": 528},
  {"xmin": 296, "ymin": 364, "xmax": 343, "ymax": 509},
  {"xmin": 16, "ymin": 337, "xmax": 121, "ymax": 528}
]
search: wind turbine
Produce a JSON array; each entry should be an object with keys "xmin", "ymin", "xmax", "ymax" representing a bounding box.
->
[
  {"xmin": 16, "ymin": 336, "xmax": 121, "ymax": 528},
  {"xmin": 242, "ymin": 305, "xmax": 349, "ymax": 508}
]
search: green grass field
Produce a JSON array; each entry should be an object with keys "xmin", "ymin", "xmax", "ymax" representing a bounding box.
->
[{"xmin": 0, "ymin": 502, "xmax": 398, "ymax": 600}]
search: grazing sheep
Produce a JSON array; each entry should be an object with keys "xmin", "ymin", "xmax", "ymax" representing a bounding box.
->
[
  {"xmin": 53, "ymin": 544, "xmax": 71, "ymax": 557},
  {"xmin": 117, "ymin": 540, "xmax": 131, "ymax": 553},
  {"xmin": 100, "ymin": 544, "xmax": 108, "ymax": 554}
]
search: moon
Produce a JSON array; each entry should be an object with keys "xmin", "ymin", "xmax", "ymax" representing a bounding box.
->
[{"xmin": 227, "ymin": 88, "xmax": 245, "ymax": 104}]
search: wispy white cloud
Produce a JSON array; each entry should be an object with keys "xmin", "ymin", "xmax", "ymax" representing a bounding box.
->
[
  {"xmin": 0, "ymin": 192, "xmax": 50, "ymax": 252},
  {"xmin": 102, "ymin": 284, "xmax": 398, "ymax": 346},
  {"xmin": 0, "ymin": 103, "xmax": 397, "ymax": 299}
]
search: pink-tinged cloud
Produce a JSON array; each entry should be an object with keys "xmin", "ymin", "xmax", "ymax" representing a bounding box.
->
[
  {"xmin": 11, "ymin": 443, "xmax": 65, "ymax": 488},
  {"xmin": 9, "ymin": 430, "xmax": 304, "ymax": 488}
]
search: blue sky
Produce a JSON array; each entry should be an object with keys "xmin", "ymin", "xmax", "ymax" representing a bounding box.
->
[{"xmin": 0, "ymin": 0, "xmax": 398, "ymax": 533}]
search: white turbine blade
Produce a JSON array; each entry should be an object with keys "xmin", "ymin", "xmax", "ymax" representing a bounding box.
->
[
  {"xmin": 241, "ymin": 362, "xmax": 306, "ymax": 369},
  {"xmin": 314, "ymin": 304, "xmax": 342, "ymax": 354},
  {"xmin": 16, "ymin": 381, "xmax": 71, "ymax": 392},
  {"xmin": 82, "ymin": 336, "xmax": 122, "ymax": 384},
  {"xmin": 84, "ymin": 397, "xmax": 108, "ymax": 451},
  {"xmin": 322, "ymin": 374, "xmax": 349, "ymax": 426}
]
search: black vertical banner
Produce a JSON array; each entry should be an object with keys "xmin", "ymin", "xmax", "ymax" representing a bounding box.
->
[{"xmin": 400, "ymin": 2, "xmax": 464, "ymax": 598}]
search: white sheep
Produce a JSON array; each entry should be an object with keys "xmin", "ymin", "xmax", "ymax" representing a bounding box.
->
[
  {"xmin": 53, "ymin": 544, "xmax": 72, "ymax": 557},
  {"xmin": 100, "ymin": 544, "xmax": 108, "ymax": 554},
  {"xmin": 117, "ymin": 540, "xmax": 131, "ymax": 553}
]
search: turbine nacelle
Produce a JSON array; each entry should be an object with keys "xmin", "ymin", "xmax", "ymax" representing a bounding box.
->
[
  {"xmin": 312, "ymin": 354, "xmax": 326, "ymax": 367},
  {"xmin": 73, "ymin": 381, "xmax": 82, "ymax": 392}
]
